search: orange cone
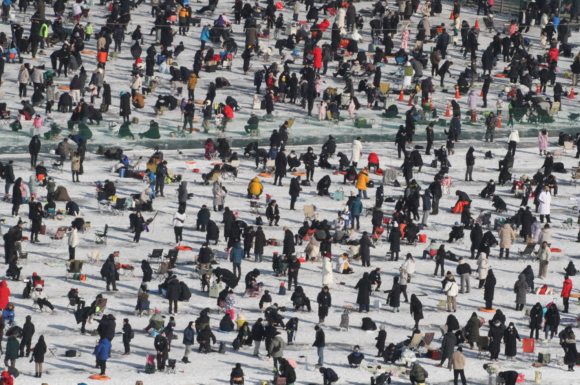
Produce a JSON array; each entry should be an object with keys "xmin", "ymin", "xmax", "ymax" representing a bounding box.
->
[
  {"xmin": 408, "ymin": 92, "xmax": 414, "ymax": 106},
  {"xmin": 536, "ymin": 84, "xmax": 541, "ymax": 93},
  {"xmin": 480, "ymin": 89, "xmax": 484, "ymax": 97},
  {"xmin": 475, "ymin": 19, "xmax": 480, "ymax": 30},
  {"xmin": 398, "ymin": 88, "xmax": 405, "ymax": 101},
  {"xmin": 455, "ymin": 85, "xmax": 460, "ymax": 99},
  {"xmin": 569, "ymin": 87, "xmax": 576, "ymax": 99},
  {"xmin": 429, "ymin": 97, "xmax": 434, "ymax": 109},
  {"xmin": 445, "ymin": 102, "xmax": 452, "ymax": 117},
  {"xmin": 450, "ymin": 12, "xmax": 454, "ymax": 20},
  {"xmin": 496, "ymin": 114, "xmax": 502, "ymax": 128}
]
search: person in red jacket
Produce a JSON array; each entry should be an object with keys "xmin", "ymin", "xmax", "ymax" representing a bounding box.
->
[
  {"xmin": 562, "ymin": 275, "xmax": 573, "ymax": 313},
  {"xmin": 367, "ymin": 153, "xmax": 380, "ymax": 173},
  {"xmin": 0, "ymin": 371, "xmax": 13, "ymax": 385},
  {"xmin": 548, "ymin": 47, "xmax": 559, "ymax": 64},
  {"xmin": 0, "ymin": 281, "xmax": 10, "ymax": 311},
  {"xmin": 312, "ymin": 46, "xmax": 322, "ymax": 73}
]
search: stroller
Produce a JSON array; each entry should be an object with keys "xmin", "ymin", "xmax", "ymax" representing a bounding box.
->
[{"xmin": 272, "ymin": 254, "xmax": 288, "ymax": 277}]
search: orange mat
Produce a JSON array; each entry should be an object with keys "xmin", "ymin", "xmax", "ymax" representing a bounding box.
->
[
  {"xmin": 291, "ymin": 172, "xmax": 306, "ymax": 176},
  {"xmin": 479, "ymin": 307, "xmax": 497, "ymax": 313},
  {"xmin": 58, "ymin": 86, "xmax": 70, "ymax": 90},
  {"xmin": 211, "ymin": 163, "xmax": 223, "ymax": 166},
  {"xmin": 550, "ymin": 248, "xmax": 562, "ymax": 252},
  {"xmin": 89, "ymin": 375, "xmax": 111, "ymax": 380},
  {"xmin": 259, "ymin": 173, "xmax": 274, "ymax": 177},
  {"xmin": 175, "ymin": 246, "xmax": 192, "ymax": 251},
  {"xmin": 81, "ymin": 50, "xmax": 96, "ymax": 54}
]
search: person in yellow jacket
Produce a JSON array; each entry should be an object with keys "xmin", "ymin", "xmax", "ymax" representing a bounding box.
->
[
  {"xmin": 355, "ymin": 169, "xmax": 369, "ymax": 199},
  {"xmin": 84, "ymin": 22, "xmax": 93, "ymax": 41},
  {"xmin": 247, "ymin": 177, "xmax": 263, "ymax": 198},
  {"xmin": 187, "ymin": 73, "xmax": 197, "ymax": 102}
]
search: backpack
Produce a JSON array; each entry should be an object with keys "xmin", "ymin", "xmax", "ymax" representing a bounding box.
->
[
  {"xmin": 233, "ymin": 338, "xmax": 241, "ymax": 351},
  {"xmin": 179, "ymin": 281, "xmax": 192, "ymax": 301},
  {"xmin": 218, "ymin": 341, "xmax": 226, "ymax": 354},
  {"xmin": 301, "ymin": 180, "xmax": 311, "ymax": 187},
  {"xmin": 430, "ymin": 159, "xmax": 437, "ymax": 168},
  {"xmin": 361, "ymin": 317, "xmax": 377, "ymax": 331}
]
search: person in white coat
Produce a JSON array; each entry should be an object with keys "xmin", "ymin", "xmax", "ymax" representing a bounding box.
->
[
  {"xmin": 212, "ymin": 179, "xmax": 227, "ymax": 212},
  {"xmin": 507, "ymin": 129, "xmax": 520, "ymax": 156},
  {"xmin": 321, "ymin": 255, "xmax": 334, "ymax": 286},
  {"xmin": 477, "ymin": 252, "xmax": 489, "ymax": 289},
  {"xmin": 173, "ymin": 208, "xmax": 186, "ymax": 245},
  {"xmin": 68, "ymin": 227, "xmax": 79, "ymax": 261},
  {"xmin": 336, "ymin": 253, "xmax": 353, "ymax": 274},
  {"xmin": 538, "ymin": 186, "xmax": 552, "ymax": 223},
  {"xmin": 351, "ymin": 137, "xmax": 363, "ymax": 167},
  {"xmin": 401, "ymin": 253, "xmax": 416, "ymax": 282},
  {"xmin": 442, "ymin": 274, "xmax": 459, "ymax": 312},
  {"xmin": 336, "ymin": 8, "xmax": 346, "ymax": 29}
]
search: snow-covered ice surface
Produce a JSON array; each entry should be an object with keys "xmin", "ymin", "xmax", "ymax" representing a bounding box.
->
[
  {"xmin": 0, "ymin": 135, "xmax": 578, "ymax": 385},
  {"xmin": 1, "ymin": 0, "xmax": 580, "ymax": 383},
  {"xmin": 0, "ymin": 0, "xmax": 579, "ymax": 150}
]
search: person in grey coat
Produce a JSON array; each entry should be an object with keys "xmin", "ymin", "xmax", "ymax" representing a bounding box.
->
[
  {"xmin": 268, "ymin": 331, "xmax": 286, "ymax": 370},
  {"xmin": 513, "ymin": 274, "xmax": 528, "ymax": 311},
  {"xmin": 437, "ymin": 330, "xmax": 457, "ymax": 367},
  {"xmin": 177, "ymin": 181, "xmax": 188, "ymax": 212},
  {"xmin": 422, "ymin": 189, "xmax": 432, "ymax": 226}
]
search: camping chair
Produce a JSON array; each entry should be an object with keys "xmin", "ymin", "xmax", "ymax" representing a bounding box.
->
[
  {"xmin": 87, "ymin": 250, "xmax": 100, "ymax": 264},
  {"xmin": 148, "ymin": 249, "xmax": 164, "ymax": 264},
  {"xmin": 50, "ymin": 227, "xmax": 68, "ymax": 247},
  {"xmin": 423, "ymin": 332, "xmax": 435, "ymax": 346},
  {"xmin": 165, "ymin": 359, "xmax": 177, "ymax": 374},
  {"xmin": 522, "ymin": 337, "xmax": 535, "ymax": 362},
  {"xmin": 95, "ymin": 224, "xmax": 108, "ymax": 245},
  {"xmin": 164, "ymin": 249, "xmax": 178, "ymax": 269},
  {"xmin": 139, "ymin": 300, "xmax": 151, "ymax": 317},
  {"xmin": 46, "ymin": 207, "xmax": 56, "ymax": 219},
  {"xmin": 66, "ymin": 260, "xmax": 84, "ymax": 281},
  {"xmin": 562, "ymin": 141, "xmax": 575, "ymax": 155},
  {"xmin": 111, "ymin": 198, "xmax": 127, "ymax": 215},
  {"xmin": 222, "ymin": 159, "xmax": 240, "ymax": 181},
  {"xmin": 304, "ymin": 205, "xmax": 316, "ymax": 220},
  {"xmin": 371, "ymin": 227, "xmax": 385, "ymax": 246},
  {"xmin": 156, "ymin": 262, "xmax": 169, "ymax": 281},
  {"xmin": 477, "ymin": 336, "xmax": 490, "ymax": 359},
  {"xmin": 406, "ymin": 332, "xmax": 423, "ymax": 350},
  {"xmin": 516, "ymin": 243, "xmax": 538, "ymax": 262},
  {"xmin": 562, "ymin": 218, "xmax": 574, "ymax": 229},
  {"xmin": 249, "ymin": 200, "xmax": 261, "ymax": 215},
  {"xmin": 52, "ymin": 161, "xmax": 64, "ymax": 173},
  {"xmin": 552, "ymin": 148, "xmax": 564, "ymax": 158},
  {"xmin": 264, "ymin": 159, "xmax": 275, "ymax": 173}
]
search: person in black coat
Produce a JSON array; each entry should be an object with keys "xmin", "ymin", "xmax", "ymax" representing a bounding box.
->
[
  {"xmin": 254, "ymin": 227, "xmax": 266, "ymax": 262},
  {"xmin": 122, "ymin": 318, "xmax": 132, "ymax": 355},
  {"xmin": 206, "ymin": 220, "xmax": 220, "ymax": 245},
  {"xmin": 119, "ymin": 92, "xmax": 131, "ymax": 122},
  {"xmin": 410, "ymin": 294, "xmax": 424, "ymax": 329},
  {"xmin": 503, "ymin": 322, "xmax": 520, "ymax": 358},
  {"xmin": 520, "ymin": 207, "xmax": 533, "ymax": 239},
  {"xmin": 220, "ymin": 313, "xmax": 235, "ymax": 332},
  {"xmin": 317, "ymin": 286, "xmax": 332, "ymax": 323},
  {"xmin": 385, "ymin": 276, "xmax": 401, "ymax": 311},
  {"xmin": 303, "ymin": 147, "xmax": 317, "ymax": 181},
  {"xmin": 355, "ymin": 272, "xmax": 372, "ymax": 312},
  {"xmin": 222, "ymin": 208, "xmax": 236, "ymax": 242},
  {"xmin": 101, "ymin": 254, "xmax": 118, "ymax": 291},
  {"xmin": 282, "ymin": 228, "xmax": 295, "ymax": 257},
  {"xmin": 470, "ymin": 223, "xmax": 483, "ymax": 259},
  {"xmin": 154, "ymin": 333, "xmax": 169, "ymax": 369},
  {"xmin": 197, "ymin": 325, "xmax": 216, "ymax": 353},
  {"xmin": 322, "ymin": 135, "xmax": 336, "ymax": 156},
  {"xmin": 214, "ymin": 267, "xmax": 239, "ymax": 289},
  {"xmin": 31, "ymin": 334, "xmax": 46, "ymax": 378},
  {"xmin": 488, "ymin": 320, "xmax": 503, "ymax": 360},
  {"xmin": 498, "ymin": 371, "xmax": 520, "ymax": 385},
  {"xmin": 266, "ymin": 201, "xmax": 280, "ymax": 226},
  {"xmin": 288, "ymin": 255, "xmax": 301, "ymax": 290},
  {"xmin": 12, "ymin": 178, "xmax": 23, "ymax": 217},
  {"xmin": 251, "ymin": 318, "xmax": 265, "ymax": 356},
  {"xmin": 359, "ymin": 232, "xmax": 374, "ymax": 267},
  {"xmin": 28, "ymin": 135, "xmax": 41, "ymax": 168},
  {"xmin": 141, "ymin": 260, "xmax": 153, "ymax": 282},
  {"xmin": 289, "ymin": 176, "xmax": 302, "ymax": 210},
  {"xmin": 484, "ymin": 269, "xmax": 496, "ymax": 310},
  {"xmin": 274, "ymin": 148, "xmax": 287, "ymax": 186},
  {"xmin": 316, "ymin": 175, "xmax": 331, "ymax": 196},
  {"xmin": 167, "ymin": 278, "xmax": 180, "ymax": 314},
  {"xmin": 20, "ymin": 315, "xmax": 35, "ymax": 357},
  {"xmin": 375, "ymin": 325, "xmax": 387, "ymax": 357},
  {"xmin": 230, "ymin": 363, "xmax": 244, "ymax": 384},
  {"xmin": 529, "ymin": 302, "xmax": 543, "ymax": 339}
]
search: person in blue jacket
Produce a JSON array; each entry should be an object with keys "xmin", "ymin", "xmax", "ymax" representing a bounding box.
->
[
  {"xmin": 348, "ymin": 195, "xmax": 363, "ymax": 230},
  {"xmin": 93, "ymin": 337, "xmax": 112, "ymax": 375},
  {"xmin": 200, "ymin": 25, "xmax": 210, "ymax": 51},
  {"xmin": 230, "ymin": 241, "xmax": 244, "ymax": 279}
]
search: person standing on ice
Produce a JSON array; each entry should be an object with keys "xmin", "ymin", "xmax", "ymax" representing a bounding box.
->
[
  {"xmin": 537, "ymin": 186, "xmax": 551, "ymax": 223},
  {"xmin": 351, "ymin": 137, "xmax": 362, "ymax": 168}
]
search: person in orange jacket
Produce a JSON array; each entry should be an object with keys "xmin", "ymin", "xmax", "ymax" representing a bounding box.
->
[
  {"xmin": 355, "ymin": 169, "xmax": 369, "ymax": 199},
  {"xmin": 562, "ymin": 275, "xmax": 573, "ymax": 313}
]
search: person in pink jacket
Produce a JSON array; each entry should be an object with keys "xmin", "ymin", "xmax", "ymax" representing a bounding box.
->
[
  {"xmin": 318, "ymin": 101, "xmax": 327, "ymax": 121},
  {"xmin": 348, "ymin": 99, "xmax": 356, "ymax": 119},
  {"xmin": 538, "ymin": 130, "xmax": 549, "ymax": 155}
]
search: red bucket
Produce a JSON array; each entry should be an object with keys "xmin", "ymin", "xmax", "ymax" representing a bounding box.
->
[{"xmin": 193, "ymin": 168, "xmax": 200, "ymax": 173}]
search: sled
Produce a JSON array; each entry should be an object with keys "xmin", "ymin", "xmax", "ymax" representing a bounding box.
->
[
  {"xmin": 259, "ymin": 173, "xmax": 274, "ymax": 178},
  {"xmin": 58, "ymin": 86, "xmax": 70, "ymax": 90},
  {"xmin": 89, "ymin": 375, "xmax": 111, "ymax": 380},
  {"xmin": 81, "ymin": 50, "xmax": 96, "ymax": 54},
  {"xmin": 479, "ymin": 307, "xmax": 497, "ymax": 313},
  {"xmin": 175, "ymin": 246, "xmax": 192, "ymax": 251},
  {"xmin": 550, "ymin": 248, "xmax": 562, "ymax": 252},
  {"xmin": 291, "ymin": 172, "xmax": 306, "ymax": 176}
]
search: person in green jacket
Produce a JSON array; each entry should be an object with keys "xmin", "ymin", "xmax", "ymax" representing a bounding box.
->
[
  {"xmin": 409, "ymin": 362, "xmax": 428, "ymax": 384},
  {"xmin": 85, "ymin": 22, "xmax": 93, "ymax": 41},
  {"xmin": 39, "ymin": 22, "xmax": 49, "ymax": 49},
  {"xmin": 5, "ymin": 334, "xmax": 20, "ymax": 370}
]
